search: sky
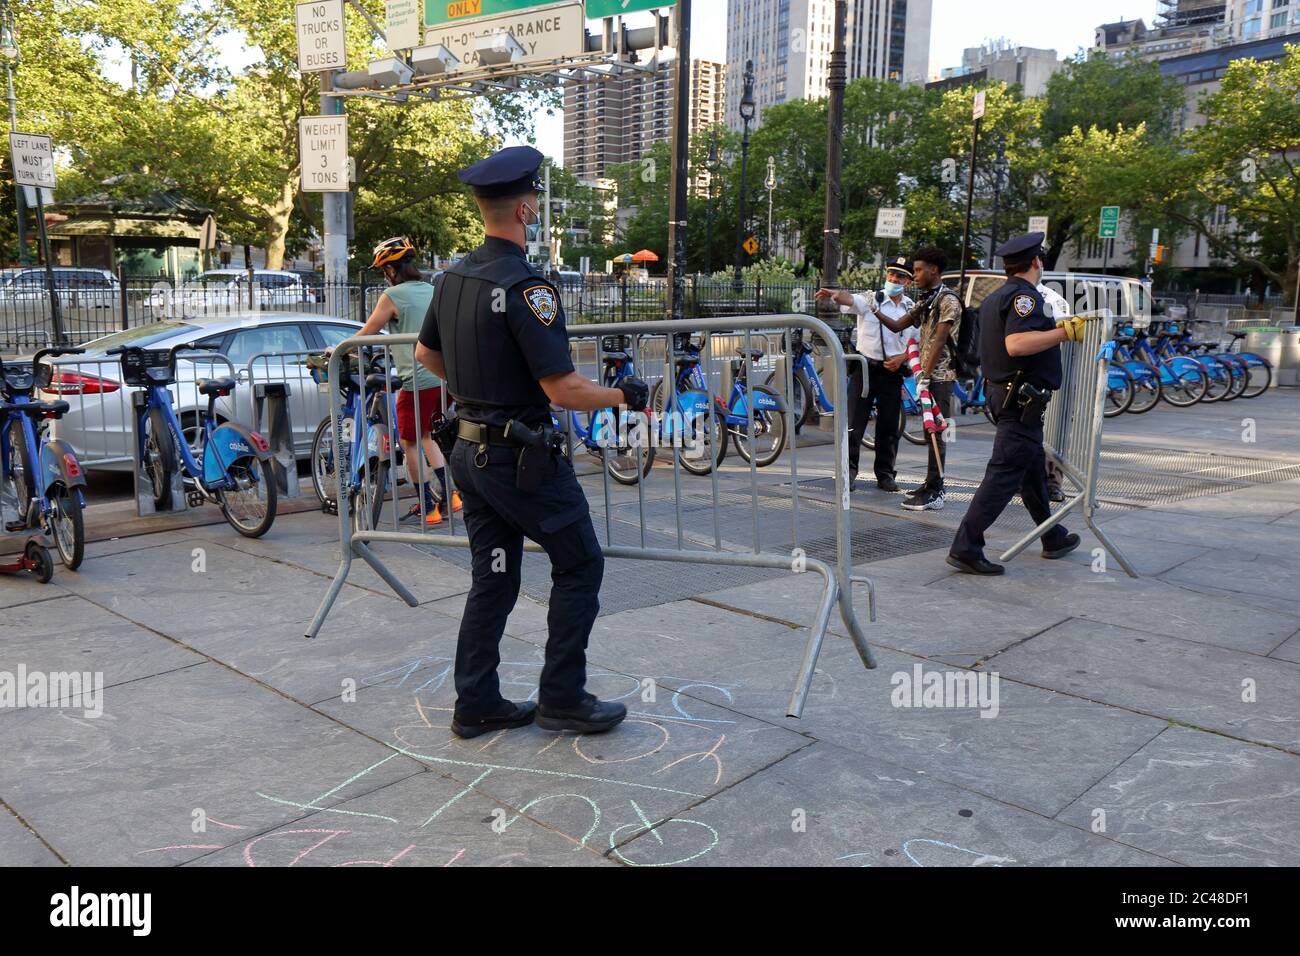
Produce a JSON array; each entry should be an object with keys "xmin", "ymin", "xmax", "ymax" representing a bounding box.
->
[{"xmin": 516, "ymin": 0, "xmax": 1167, "ymax": 163}]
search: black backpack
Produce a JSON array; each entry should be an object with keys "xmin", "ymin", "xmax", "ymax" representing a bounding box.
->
[{"xmin": 948, "ymin": 289, "xmax": 980, "ymax": 378}]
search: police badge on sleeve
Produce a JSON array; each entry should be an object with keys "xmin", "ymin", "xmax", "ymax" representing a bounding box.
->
[
  {"xmin": 1013, "ymin": 293, "xmax": 1036, "ymax": 318},
  {"xmin": 523, "ymin": 285, "xmax": 558, "ymax": 326}
]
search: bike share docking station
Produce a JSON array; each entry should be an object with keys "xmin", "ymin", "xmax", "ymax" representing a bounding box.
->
[
  {"xmin": 251, "ymin": 382, "xmax": 300, "ymax": 500},
  {"xmin": 129, "ymin": 389, "xmax": 189, "ymax": 517}
]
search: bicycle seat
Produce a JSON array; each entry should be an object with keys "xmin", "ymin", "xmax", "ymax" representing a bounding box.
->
[
  {"xmin": 602, "ymin": 350, "xmax": 631, "ymax": 363},
  {"xmin": 1115, "ymin": 336, "xmax": 1135, "ymax": 345},
  {"xmin": 735, "ymin": 346, "xmax": 764, "ymax": 361},
  {"xmin": 1228, "ymin": 330, "xmax": 1246, "ymax": 339},
  {"xmin": 2, "ymin": 399, "xmax": 69, "ymax": 419},
  {"xmin": 197, "ymin": 376, "xmax": 237, "ymax": 397},
  {"xmin": 365, "ymin": 372, "xmax": 401, "ymax": 392}
]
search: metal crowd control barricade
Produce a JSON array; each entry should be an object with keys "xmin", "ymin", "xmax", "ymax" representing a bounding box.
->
[
  {"xmin": 998, "ymin": 313, "xmax": 1138, "ymax": 576},
  {"xmin": 306, "ymin": 315, "xmax": 877, "ymax": 718}
]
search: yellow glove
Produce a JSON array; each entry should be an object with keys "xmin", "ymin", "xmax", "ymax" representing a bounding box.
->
[{"xmin": 1056, "ymin": 317, "xmax": 1087, "ymax": 343}]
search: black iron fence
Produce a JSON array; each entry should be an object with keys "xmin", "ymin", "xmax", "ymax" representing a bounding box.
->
[{"xmin": 0, "ymin": 269, "xmax": 823, "ymax": 352}]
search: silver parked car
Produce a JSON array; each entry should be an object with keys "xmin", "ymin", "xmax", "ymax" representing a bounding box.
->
[{"xmin": 38, "ymin": 312, "xmax": 362, "ymax": 471}]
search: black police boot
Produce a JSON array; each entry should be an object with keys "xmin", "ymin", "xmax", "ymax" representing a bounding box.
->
[
  {"xmin": 536, "ymin": 695, "xmax": 627, "ymax": 734},
  {"xmin": 1042, "ymin": 532, "xmax": 1082, "ymax": 560},
  {"xmin": 877, "ymin": 476, "xmax": 900, "ymax": 493},
  {"xmin": 946, "ymin": 553, "xmax": 1005, "ymax": 576},
  {"xmin": 450, "ymin": 701, "xmax": 537, "ymax": 739}
]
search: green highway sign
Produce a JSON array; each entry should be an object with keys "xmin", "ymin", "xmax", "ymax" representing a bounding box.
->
[
  {"xmin": 425, "ymin": 0, "xmax": 569, "ymax": 28},
  {"xmin": 1099, "ymin": 205, "xmax": 1120, "ymax": 239},
  {"xmin": 587, "ymin": 0, "xmax": 677, "ymax": 16}
]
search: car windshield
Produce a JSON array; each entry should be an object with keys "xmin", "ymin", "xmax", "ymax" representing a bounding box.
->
[{"xmin": 79, "ymin": 321, "xmax": 198, "ymax": 355}]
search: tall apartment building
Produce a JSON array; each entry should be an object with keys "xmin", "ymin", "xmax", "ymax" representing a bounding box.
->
[
  {"xmin": 563, "ymin": 58, "xmax": 727, "ymax": 182},
  {"xmin": 724, "ymin": 0, "xmax": 932, "ymax": 131},
  {"xmin": 1225, "ymin": 0, "xmax": 1300, "ymax": 39},
  {"xmin": 938, "ymin": 40, "xmax": 1063, "ymax": 97}
]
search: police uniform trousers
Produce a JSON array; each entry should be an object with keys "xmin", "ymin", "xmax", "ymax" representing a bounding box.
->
[
  {"xmin": 449, "ymin": 438, "xmax": 604, "ymax": 716},
  {"xmin": 950, "ymin": 385, "xmax": 1071, "ymax": 560},
  {"xmin": 847, "ymin": 360, "xmax": 903, "ymax": 481}
]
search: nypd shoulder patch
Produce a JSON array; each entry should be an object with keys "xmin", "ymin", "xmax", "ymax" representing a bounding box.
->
[
  {"xmin": 523, "ymin": 285, "xmax": 558, "ymax": 326},
  {"xmin": 1012, "ymin": 293, "xmax": 1037, "ymax": 318}
]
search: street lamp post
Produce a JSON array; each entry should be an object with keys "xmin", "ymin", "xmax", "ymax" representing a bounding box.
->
[
  {"xmin": 988, "ymin": 135, "xmax": 1008, "ymax": 268},
  {"xmin": 765, "ymin": 155, "xmax": 776, "ymax": 255},
  {"xmin": 0, "ymin": 0, "xmax": 28, "ymax": 266},
  {"xmin": 704, "ymin": 130, "xmax": 718, "ymax": 275},
  {"xmin": 732, "ymin": 59, "xmax": 755, "ymax": 294}
]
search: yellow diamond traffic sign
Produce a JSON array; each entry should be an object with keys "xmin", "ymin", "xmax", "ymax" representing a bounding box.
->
[{"xmin": 743, "ymin": 236, "xmax": 759, "ymax": 255}]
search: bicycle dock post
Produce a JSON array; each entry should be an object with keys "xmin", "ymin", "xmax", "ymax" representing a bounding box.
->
[
  {"xmin": 251, "ymin": 382, "xmax": 299, "ymax": 499},
  {"xmin": 997, "ymin": 313, "xmax": 1138, "ymax": 577},
  {"xmin": 305, "ymin": 318, "xmax": 877, "ymax": 718}
]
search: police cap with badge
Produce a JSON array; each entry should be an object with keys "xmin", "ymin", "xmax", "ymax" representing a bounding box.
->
[
  {"xmin": 457, "ymin": 144, "xmax": 545, "ymax": 198},
  {"xmin": 884, "ymin": 256, "xmax": 914, "ymax": 280}
]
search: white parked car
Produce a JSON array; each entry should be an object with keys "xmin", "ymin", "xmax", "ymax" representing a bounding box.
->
[
  {"xmin": 0, "ymin": 267, "xmax": 119, "ymax": 309},
  {"xmin": 144, "ymin": 269, "xmax": 317, "ymax": 316},
  {"xmin": 38, "ymin": 312, "xmax": 362, "ymax": 471}
]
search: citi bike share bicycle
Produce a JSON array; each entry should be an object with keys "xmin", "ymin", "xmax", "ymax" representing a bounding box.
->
[
  {"xmin": 109, "ymin": 343, "xmax": 277, "ymax": 537},
  {"xmin": 650, "ymin": 332, "xmax": 787, "ymax": 473},
  {"xmin": 552, "ymin": 334, "xmax": 655, "ymax": 485},
  {"xmin": 1, "ymin": 348, "xmax": 88, "ymax": 570}
]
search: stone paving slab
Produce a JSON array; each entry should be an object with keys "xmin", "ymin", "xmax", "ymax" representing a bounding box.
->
[
  {"xmin": 1269, "ymin": 630, "xmax": 1300, "ymax": 664},
  {"xmin": 615, "ymin": 741, "xmax": 1168, "ymax": 867},
  {"xmin": 699, "ymin": 568, "xmax": 1068, "ymax": 667},
  {"xmin": 1160, "ymin": 549, "xmax": 1300, "ymax": 605},
  {"xmin": 185, "ymin": 770, "xmax": 616, "ymax": 867},
  {"xmin": 313, "ymin": 640, "xmax": 812, "ymax": 859},
  {"xmin": 0, "ymin": 595, "xmax": 201, "ymax": 720},
  {"xmin": 928, "ymin": 551, "xmax": 1298, "ymax": 657},
  {"xmin": 988, "ymin": 617, "xmax": 1300, "ymax": 752},
  {"xmin": 1055, "ymin": 726, "xmax": 1300, "ymax": 867},
  {"xmin": 1096, "ymin": 510, "xmax": 1300, "ymax": 560},
  {"xmin": 187, "ymin": 515, "xmax": 474, "ymax": 606},
  {"xmin": 0, "ymin": 663, "xmax": 423, "ymax": 866},
  {"xmin": 585, "ymin": 619, "xmax": 1168, "ymax": 817},
  {"xmin": 0, "ymin": 807, "xmax": 62, "ymax": 866}
]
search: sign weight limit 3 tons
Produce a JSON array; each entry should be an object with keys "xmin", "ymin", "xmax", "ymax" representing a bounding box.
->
[{"xmin": 299, "ymin": 116, "xmax": 350, "ymax": 193}]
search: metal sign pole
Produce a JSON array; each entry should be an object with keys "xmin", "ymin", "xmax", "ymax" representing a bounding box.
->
[
  {"xmin": 957, "ymin": 114, "xmax": 981, "ymax": 293},
  {"xmin": 666, "ymin": 0, "xmax": 691, "ymax": 322},
  {"xmin": 32, "ymin": 188, "xmax": 64, "ymax": 345},
  {"xmin": 818, "ymin": 0, "xmax": 847, "ymax": 316}
]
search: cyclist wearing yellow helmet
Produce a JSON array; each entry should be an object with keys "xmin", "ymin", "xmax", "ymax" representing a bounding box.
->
[{"xmin": 357, "ymin": 237, "xmax": 461, "ymax": 525}]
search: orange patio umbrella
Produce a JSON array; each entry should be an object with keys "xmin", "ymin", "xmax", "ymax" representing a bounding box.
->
[{"xmin": 631, "ymin": 249, "xmax": 659, "ymax": 262}]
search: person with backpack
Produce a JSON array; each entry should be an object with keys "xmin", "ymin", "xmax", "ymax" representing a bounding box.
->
[
  {"xmin": 857, "ymin": 247, "xmax": 964, "ymax": 512},
  {"xmin": 814, "ymin": 256, "xmax": 917, "ymax": 493}
]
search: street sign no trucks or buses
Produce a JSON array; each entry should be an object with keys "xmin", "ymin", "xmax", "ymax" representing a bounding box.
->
[
  {"xmin": 423, "ymin": 2, "xmax": 584, "ymax": 67},
  {"xmin": 874, "ymin": 207, "xmax": 906, "ymax": 240},
  {"xmin": 8, "ymin": 133, "xmax": 56, "ymax": 189},
  {"xmin": 972, "ymin": 91, "xmax": 986, "ymax": 120},
  {"xmin": 299, "ymin": 116, "xmax": 350, "ymax": 192},
  {"xmin": 296, "ymin": 1, "xmax": 347, "ymax": 73}
]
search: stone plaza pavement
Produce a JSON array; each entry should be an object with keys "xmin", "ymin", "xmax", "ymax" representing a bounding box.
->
[{"xmin": 1, "ymin": 390, "xmax": 1297, "ymax": 868}]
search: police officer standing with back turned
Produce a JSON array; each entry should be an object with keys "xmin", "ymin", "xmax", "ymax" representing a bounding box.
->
[
  {"xmin": 415, "ymin": 146, "xmax": 650, "ymax": 738},
  {"xmin": 947, "ymin": 232, "xmax": 1085, "ymax": 575}
]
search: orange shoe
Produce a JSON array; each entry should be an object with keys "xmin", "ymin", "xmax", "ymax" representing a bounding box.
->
[
  {"xmin": 425, "ymin": 493, "xmax": 463, "ymax": 526},
  {"xmin": 448, "ymin": 492, "xmax": 463, "ymax": 513}
]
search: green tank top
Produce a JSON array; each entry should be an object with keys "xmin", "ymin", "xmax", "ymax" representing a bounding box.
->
[{"xmin": 384, "ymin": 280, "xmax": 440, "ymax": 392}]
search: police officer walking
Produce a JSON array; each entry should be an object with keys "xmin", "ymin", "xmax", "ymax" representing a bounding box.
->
[
  {"xmin": 947, "ymin": 232, "xmax": 1085, "ymax": 575},
  {"xmin": 415, "ymin": 146, "xmax": 650, "ymax": 737}
]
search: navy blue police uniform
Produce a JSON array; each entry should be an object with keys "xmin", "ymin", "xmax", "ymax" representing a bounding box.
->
[
  {"xmin": 418, "ymin": 146, "xmax": 607, "ymax": 733},
  {"xmin": 950, "ymin": 233, "xmax": 1074, "ymax": 570}
]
